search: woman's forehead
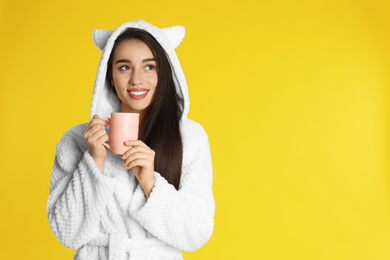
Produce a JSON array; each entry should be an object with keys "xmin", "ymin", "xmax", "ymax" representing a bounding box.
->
[{"xmin": 113, "ymin": 39, "xmax": 154, "ymax": 60}]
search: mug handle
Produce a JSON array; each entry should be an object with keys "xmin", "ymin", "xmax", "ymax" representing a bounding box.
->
[
  {"xmin": 103, "ymin": 142, "xmax": 111, "ymax": 150},
  {"xmin": 101, "ymin": 117, "xmax": 111, "ymax": 150}
]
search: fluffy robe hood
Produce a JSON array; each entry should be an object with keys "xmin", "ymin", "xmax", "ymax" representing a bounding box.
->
[{"xmin": 90, "ymin": 20, "xmax": 189, "ymax": 121}]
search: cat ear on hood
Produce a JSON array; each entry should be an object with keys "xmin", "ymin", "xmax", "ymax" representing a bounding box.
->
[
  {"xmin": 92, "ymin": 28, "xmax": 114, "ymax": 51},
  {"xmin": 92, "ymin": 25, "xmax": 185, "ymax": 51},
  {"xmin": 161, "ymin": 25, "xmax": 186, "ymax": 49}
]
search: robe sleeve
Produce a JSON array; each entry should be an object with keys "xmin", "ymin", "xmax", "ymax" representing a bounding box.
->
[
  {"xmin": 46, "ymin": 128, "xmax": 120, "ymax": 249},
  {"xmin": 128, "ymin": 124, "xmax": 215, "ymax": 251}
]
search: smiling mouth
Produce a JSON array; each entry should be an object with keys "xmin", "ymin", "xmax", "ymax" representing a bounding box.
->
[
  {"xmin": 129, "ymin": 90, "xmax": 148, "ymax": 95},
  {"xmin": 127, "ymin": 88, "xmax": 149, "ymax": 100}
]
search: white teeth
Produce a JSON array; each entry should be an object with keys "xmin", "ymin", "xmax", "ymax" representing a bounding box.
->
[{"xmin": 129, "ymin": 91, "xmax": 147, "ymax": 95}]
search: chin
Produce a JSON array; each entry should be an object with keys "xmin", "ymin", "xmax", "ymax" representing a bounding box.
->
[{"xmin": 128, "ymin": 104, "xmax": 150, "ymax": 113}]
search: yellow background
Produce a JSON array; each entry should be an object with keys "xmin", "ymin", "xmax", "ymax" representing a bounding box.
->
[{"xmin": 0, "ymin": 0, "xmax": 389, "ymax": 259}]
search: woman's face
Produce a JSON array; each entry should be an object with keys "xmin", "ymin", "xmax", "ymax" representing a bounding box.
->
[{"xmin": 111, "ymin": 39, "xmax": 158, "ymax": 115}]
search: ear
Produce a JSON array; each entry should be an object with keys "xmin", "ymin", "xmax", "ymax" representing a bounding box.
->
[
  {"xmin": 161, "ymin": 25, "xmax": 185, "ymax": 49},
  {"xmin": 92, "ymin": 28, "xmax": 114, "ymax": 51}
]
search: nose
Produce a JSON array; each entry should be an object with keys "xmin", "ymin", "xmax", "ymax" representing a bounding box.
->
[{"xmin": 129, "ymin": 69, "xmax": 143, "ymax": 85}]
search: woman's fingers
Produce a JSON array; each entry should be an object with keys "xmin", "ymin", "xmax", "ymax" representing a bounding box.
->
[
  {"xmin": 84, "ymin": 115, "xmax": 110, "ymax": 160},
  {"xmin": 85, "ymin": 124, "xmax": 107, "ymax": 140},
  {"xmin": 123, "ymin": 148, "xmax": 154, "ymax": 169},
  {"xmin": 123, "ymin": 152, "xmax": 150, "ymax": 168},
  {"xmin": 85, "ymin": 115, "xmax": 97, "ymax": 130},
  {"xmin": 96, "ymin": 133, "xmax": 110, "ymax": 143},
  {"xmin": 124, "ymin": 149, "xmax": 150, "ymax": 161},
  {"xmin": 122, "ymin": 144, "xmax": 155, "ymax": 169},
  {"xmin": 85, "ymin": 119, "xmax": 108, "ymax": 133},
  {"xmin": 124, "ymin": 140, "xmax": 150, "ymax": 149},
  {"xmin": 121, "ymin": 140, "xmax": 155, "ymax": 186},
  {"xmin": 85, "ymin": 115, "xmax": 108, "ymax": 133},
  {"xmin": 122, "ymin": 145, "xmax": 152, "ymax": 159},
  {"xmin": 126, "ymin": 158, "xmax": 150, "ymax": 170}
]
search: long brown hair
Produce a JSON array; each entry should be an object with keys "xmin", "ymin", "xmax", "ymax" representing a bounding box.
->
[{"xmin": 106, "ymin": 28, "xmax": 183, "ymax": 190}]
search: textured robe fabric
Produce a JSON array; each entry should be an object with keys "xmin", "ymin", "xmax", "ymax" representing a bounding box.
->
[{"xmin": 46, "ymin": 20, "xmax": 215, "ymax": 260}]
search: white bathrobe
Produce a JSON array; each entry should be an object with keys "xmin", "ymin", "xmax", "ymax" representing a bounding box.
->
[{"xmin": 46, "ymin": 20, "xmax": 215, "ymax": 260}]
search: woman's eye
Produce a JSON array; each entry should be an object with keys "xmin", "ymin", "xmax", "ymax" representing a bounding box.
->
[
  {"xmin": 120, "ymin": 65, "xmax": 130, "ymax": 71},
  {"xmin": 145, "ymin": 65, "xmax": 155, "ymax": 71}
]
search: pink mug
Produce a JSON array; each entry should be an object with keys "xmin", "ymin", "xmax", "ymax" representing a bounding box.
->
[{"xmin": 103, "ymin": 112, "xmax": 139, "ymax": 154}]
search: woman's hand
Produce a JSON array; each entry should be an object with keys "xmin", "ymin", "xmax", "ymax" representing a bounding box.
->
[
  {"xmin": 122, "ymin": 140, "xmax": 156, "ymax": 192},
  {"xmin": 85, "ymin": 114, "xmax": 110, "ymax": 161}
]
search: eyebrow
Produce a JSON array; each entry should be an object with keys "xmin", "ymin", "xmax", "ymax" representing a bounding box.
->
[{"xmin": 115, "ymin": 58, "xmax": 156, "ymax": 64}]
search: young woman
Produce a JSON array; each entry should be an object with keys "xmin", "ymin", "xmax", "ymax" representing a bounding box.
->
[{"xmin": 46, "ymin": 20, "xmax": 215, "ymax": 260}]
